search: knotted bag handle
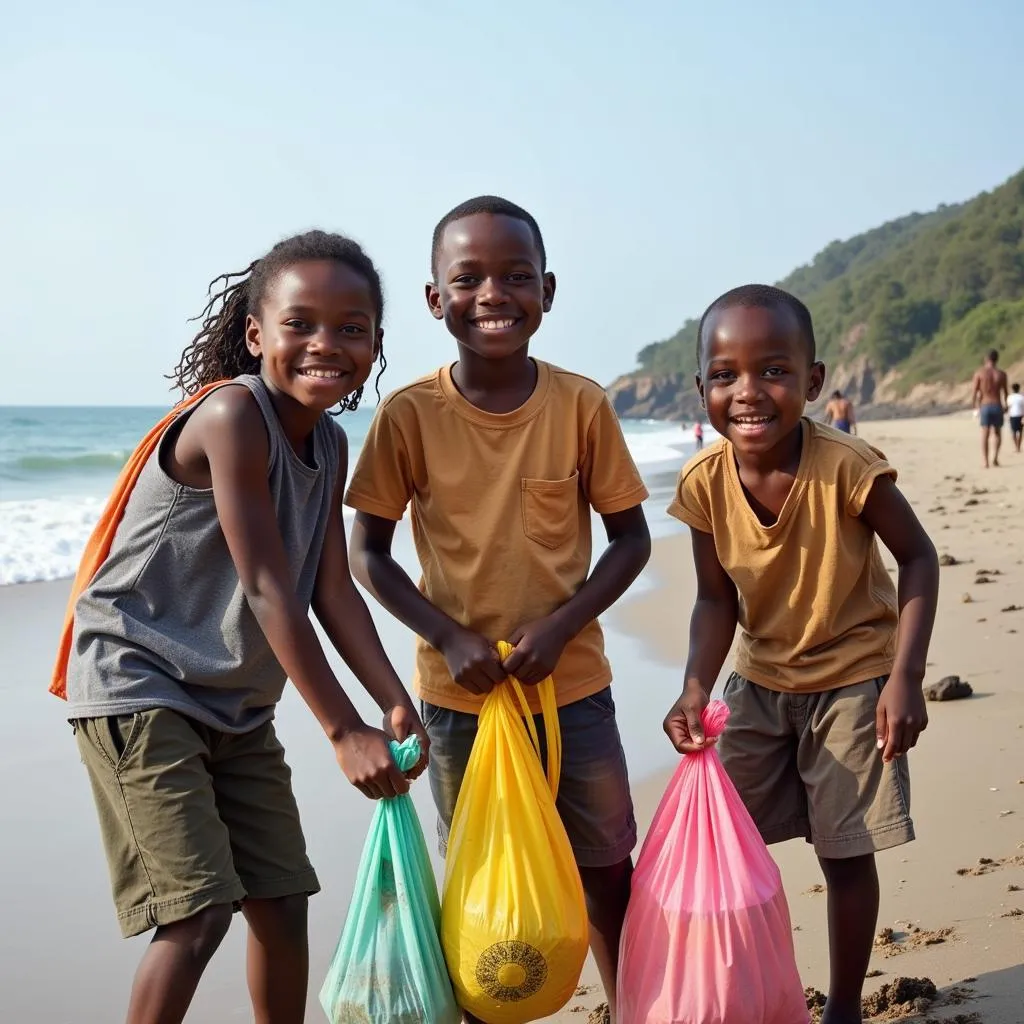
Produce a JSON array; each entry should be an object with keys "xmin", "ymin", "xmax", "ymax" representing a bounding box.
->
[{"xmin": 495, "ymin": 640, "xmax": 562, "ymax": 800}]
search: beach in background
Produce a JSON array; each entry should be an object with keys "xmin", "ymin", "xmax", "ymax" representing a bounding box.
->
[{"xmin": 1, "ymin": 411, "xmax": 1021, "ymax": 1023}]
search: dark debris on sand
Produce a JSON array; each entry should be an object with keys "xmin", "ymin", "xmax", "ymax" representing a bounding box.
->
[
  {"xmin": 808, "ymin": 974, "xmax": 984, "ymax": 1022},
  {"xmin": 804, "ymin": 986, "xmax": 827, "ymax": 1022},
  {"xmin": 862, "ymin": 976, "xmax": 937, "ymax": 1019}
]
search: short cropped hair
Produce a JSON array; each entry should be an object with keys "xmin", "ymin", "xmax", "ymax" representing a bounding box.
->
[
  {"xmin": 431, "ymin": 195, "xmax": 546, "ymax": 280},
  {"xmin": 697, "ymin": 284, "xmax": 816, "ymax": 365}
]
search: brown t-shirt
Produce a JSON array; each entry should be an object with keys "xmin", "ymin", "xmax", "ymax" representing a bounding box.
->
[
  {"xmin": 346, "ymin": 360, "xmax": 649, "ymax": 713},
  {"xmin": 667, "ymin": 420, "xmax": 898, "ymax": 693}
]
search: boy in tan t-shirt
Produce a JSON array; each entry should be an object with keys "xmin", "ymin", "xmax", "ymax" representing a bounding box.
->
[
  {"xmin": 346, "ymin": 195, "xmax": 651, "ymax": 1019},
  {"xmin": 664, "ymin": 285, "xmax": 939, "ymax": 1024}
]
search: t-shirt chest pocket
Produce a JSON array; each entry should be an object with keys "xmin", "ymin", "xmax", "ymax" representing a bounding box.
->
[{"xmin": 520, "ymin": 471, "xmax": 580, "ymax": 550}]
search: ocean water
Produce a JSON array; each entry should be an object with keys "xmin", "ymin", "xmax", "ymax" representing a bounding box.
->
[{"xmin": 0, "ymin": 404, "xmax": 709, "ymax": 586}]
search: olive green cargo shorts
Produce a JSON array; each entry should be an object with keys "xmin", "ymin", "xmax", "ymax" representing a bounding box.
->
[
  {"xmin": 74, "ymin": 708, "xmax": 319, "ymax": 938},
  {"xmin": 718, "ymin": 674, "xmax": 915, "ymax": 859}
]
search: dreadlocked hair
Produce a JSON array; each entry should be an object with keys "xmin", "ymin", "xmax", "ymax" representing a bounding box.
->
[{"xmin": 169, "ymin": 230, "xmax": 387, "ymax": 414}]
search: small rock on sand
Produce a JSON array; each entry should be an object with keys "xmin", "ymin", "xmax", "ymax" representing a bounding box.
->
[
  {"xmin": 586, "ymin": 1003, "xmax": 610, "ymax": 1024},
  {"xmin": 938, "ymin": 553, "xmax": 959, "ymax": 566},
  {"xmin": 924, "ymin": 675, "xmax": 973, "ymax": 701}
]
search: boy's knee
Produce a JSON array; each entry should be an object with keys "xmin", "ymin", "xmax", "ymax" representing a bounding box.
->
[
  {"xmin": 245, "ymin": 893, "xmax": 309, "ymax": 946},
  {"xmin": 579, "ymin": 857, "xmax": 633, "ymax": 906},
  {"xmin": 158, "ymin": 903, "xmax": 233, "ymax": 964},
  {"xmin": 818, "ymin": 852, "xmax": 877, "ymax": 886}
]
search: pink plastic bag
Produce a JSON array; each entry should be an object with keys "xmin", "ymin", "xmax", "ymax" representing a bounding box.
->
[{"xmin": 618, "ymin": 700, "xmax": 809, "ymax": 1024}]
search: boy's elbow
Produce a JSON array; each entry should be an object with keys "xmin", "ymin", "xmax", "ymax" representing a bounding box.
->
[
  {"xmin": 349, "ymin": 546, "xmax": 373, "ymax": 591},
  {"xmin": 629, "ymin": 527, "xmax": 652, "ymax": 570},
  {"xmin": 617, "ymin": 510, "xmax": 652, "ymax": 565},
  {"xmin": 901, "ymin": 535, "xmax": 939, "ymax": 582},
  {"xmin": 922, "ymin": 538, "xmax": 940, "ymax": 582}
]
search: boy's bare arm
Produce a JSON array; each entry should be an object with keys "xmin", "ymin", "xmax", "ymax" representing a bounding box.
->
[
  {"xmin": 501, "ymin": 505, "xmax": 651, "ymax": 685},
  {"xmin": 860, "ymin": 475, "xmax": 939, "ymax": 763},
  {"xmin": 199, "ymin": 392, "xmax": 407, "ymax": 799},
  {"xmin": 349, "ymin": 512, "xmax": 506, "ymax": 695},
  {"xmin": 312, "ymin": 447, "xmax": 429, "ymax": 778},
  {"xmin": 663, "ymin": 528, "xmax": 739, "ymax": 752}
]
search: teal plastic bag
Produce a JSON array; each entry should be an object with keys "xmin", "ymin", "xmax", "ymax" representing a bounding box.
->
[{"xmin": 319, "ymin": 736, "xmax": 460, "ymax": 1024}]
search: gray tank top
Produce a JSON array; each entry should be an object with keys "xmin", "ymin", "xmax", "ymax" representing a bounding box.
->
[{"xmin": 66, "ymin": 375, "xmax": 342, "ymax": 733}]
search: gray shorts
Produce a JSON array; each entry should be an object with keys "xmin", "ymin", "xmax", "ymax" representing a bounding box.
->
[
  {"xmin": 422, "ymin": 687, "xmax": 636, "ymax": 868},
  {"xmin": 718, "ymin": 673, "xmax": 914, "ymax": 859}
]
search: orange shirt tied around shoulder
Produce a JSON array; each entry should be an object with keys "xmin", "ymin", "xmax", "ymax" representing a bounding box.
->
[{"xmin": 49, "ymin": 381, "xmax": 227, "ymax": 700}]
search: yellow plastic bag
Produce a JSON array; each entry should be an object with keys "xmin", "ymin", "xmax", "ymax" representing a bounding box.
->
[{"xmin": 440, "ymin": 641, "xmax": 589, "ymax": 1023}]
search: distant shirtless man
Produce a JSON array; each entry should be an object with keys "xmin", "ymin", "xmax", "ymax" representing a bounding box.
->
[
  {"xmin": 971, "ymin": 349, "xmax": 1009, "ymax": 468},
  {"xmin": 825, "ymin": 390, "xmax": 856, "ymax": 434}
]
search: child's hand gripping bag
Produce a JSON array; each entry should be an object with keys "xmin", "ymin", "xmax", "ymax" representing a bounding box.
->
[
  {"xmin": 618, "ymin": 700, "xmax": 809, "ymax": 1024},
  {"xmin": 440, "ymin": 641, "xmax": 589, "ymax": 1023},
  {"xmin": 319, "ymin": 736, "xmax": 461, "ymax": 1024}
]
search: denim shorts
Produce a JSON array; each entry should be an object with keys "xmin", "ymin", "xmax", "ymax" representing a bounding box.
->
[
  {"xmin": 979, "ymin": 402, "xmax": 1004, "ymax": 429},
  {"xmin": 422, "ymin": 687, "xmax": 637, "ymax": 868}
]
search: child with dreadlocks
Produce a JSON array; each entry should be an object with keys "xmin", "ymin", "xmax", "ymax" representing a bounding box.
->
[
  {"xmin": 663, "ymin": 285, "xmax": 939, "ymax": 1024},
  {"xmin": 64, "ymin": 231, "xmax": 428, "ymax": 1024}
]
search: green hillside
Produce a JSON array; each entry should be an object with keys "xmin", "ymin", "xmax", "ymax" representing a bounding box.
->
[{"xmin": 634, "ymin": 169, "xmax": 1024, "ymax": 395}]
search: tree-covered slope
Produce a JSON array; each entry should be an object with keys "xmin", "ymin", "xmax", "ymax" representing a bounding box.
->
[{"xmin": 631, "ymin": 169, "xmax": 1024, "ymax": 397}]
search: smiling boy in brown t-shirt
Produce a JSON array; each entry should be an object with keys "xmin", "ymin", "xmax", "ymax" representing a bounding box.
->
[{"xmin": 346, "ymin": 196, "xmax": 651, "ymax": 1019}]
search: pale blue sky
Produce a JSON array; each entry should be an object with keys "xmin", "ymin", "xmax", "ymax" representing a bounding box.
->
[{"xmin": 2, "ymin": 0, "xmax": 1021, "ymax": 406}]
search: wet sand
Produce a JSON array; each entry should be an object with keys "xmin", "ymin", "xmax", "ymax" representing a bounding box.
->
[{"xmin": 2, "ymin": 413, "xmax": 1022, "ymax": 1023}]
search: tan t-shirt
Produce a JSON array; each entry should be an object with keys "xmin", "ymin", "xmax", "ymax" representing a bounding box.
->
[
  {"xmin": 667, "ymin": 419, "xmax": 898, "ymax": 693},
  {"xmin": 346, "ymin": 360, "xmax": 649, "ymax": 713}
]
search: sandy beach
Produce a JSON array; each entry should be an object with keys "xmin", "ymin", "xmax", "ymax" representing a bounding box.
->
[
  {"xmin": 554, "ymin": 412, "xmax": 1024, "ymax": 1024},
  {"xmin": 2, "ymin": 412, "xmax": 1022, "ymax": 1023}
]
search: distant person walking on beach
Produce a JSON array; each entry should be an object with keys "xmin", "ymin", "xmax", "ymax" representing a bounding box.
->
[
  {"xmin": 972, "ymin": 349, "xmax": 1009, "ymax": 467},
  {"xmin": 1008, "ymin": 383, "xmax": 1023, "ymax": 454},
  {"xmin": 693, "ymin": 419, "xmax": 704, "ymax": 450},
  {"xmin": 664, "ymin": 285, "xmax": 938, "ymax": 1024},
  {"xmin": 825, "ymin": 389, "xmax": 856, "ymax": 434},
  {"xmin": 56, "ymin": 232, "xmax": 427, "ymax": 1024}
]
